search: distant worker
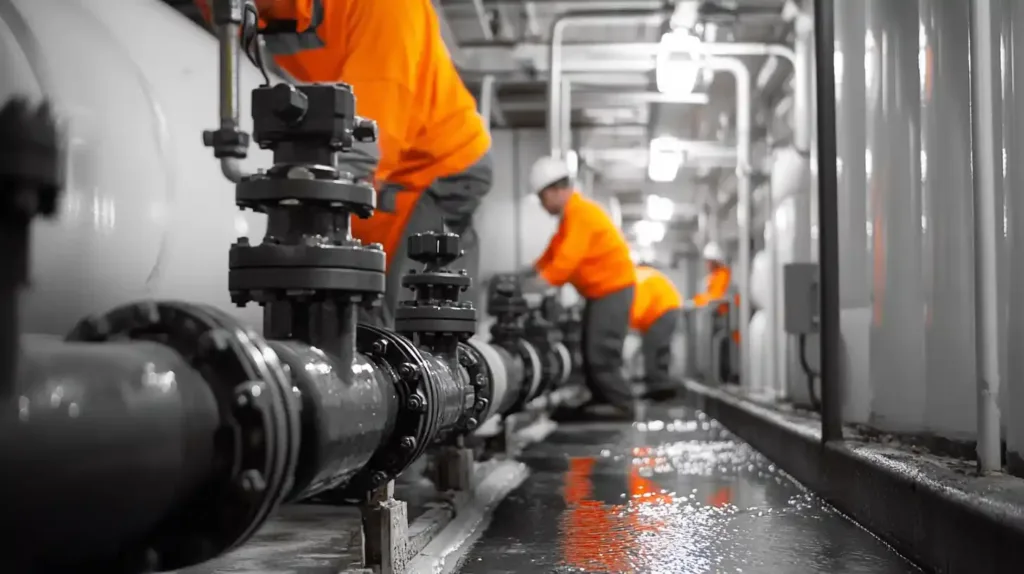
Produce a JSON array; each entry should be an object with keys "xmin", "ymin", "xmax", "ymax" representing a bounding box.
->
[
  {"xmin": 629, "ymin": 264, "xmax": 683, "ymax": 401},
  {"xmin": 688, "ymin": 241, "xmax": 731, "ymax": 309},
  {"xmin": 520, "ymin": 156, "xmax": 637, "ymax": 416},
  {"xmin": 197, "ymin": 0, "xmax": 492, "ymax": 326}
]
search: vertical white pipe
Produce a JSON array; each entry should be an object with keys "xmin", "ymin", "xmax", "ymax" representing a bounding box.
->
[
  {"xmin": 970, "ymin": 0, "xmax": 1003, "ymax": 473},
  {"xmin": 479, "ymin": 75, "xmax": 495, "ymax": 132},
  {"xmin": 700, "ymin": 58, "xmax": 753, "ymax": 388}
]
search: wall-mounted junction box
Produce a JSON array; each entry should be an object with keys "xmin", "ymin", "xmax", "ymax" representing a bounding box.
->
[{"xmin": 783, "ymin": 262, "xmax": 820, "ymax": 335}]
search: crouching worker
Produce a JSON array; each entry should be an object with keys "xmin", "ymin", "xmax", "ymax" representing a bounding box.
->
[
  {"xmin": 629, "ymin": 264, "xmax": 683, "ymax": 401},
  {"xmin": 197, "ymin": 0, "xmax": 493, "ymax": 326},
  {"xmin": 519, "ymin": 156, "xmax": 637, "ymax": 417}
]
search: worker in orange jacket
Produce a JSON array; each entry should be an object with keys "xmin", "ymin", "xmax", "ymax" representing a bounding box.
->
[
  {"xmin": 521, "ymin": 156, "xmax": 637, "ymax": 416},
  {"xmin": 197, "ymin": 0, "xmax": 492, "ymax": 327},
  {"xmin": 629, "ymin": 264, "xmax": 683, "ymax": 400},
  {"xmin": 688, "ymin": 241, "xmax": 731, "ymax": 309}
]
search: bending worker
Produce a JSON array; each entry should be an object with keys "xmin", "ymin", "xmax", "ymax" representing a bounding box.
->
[
  {"xmin": 629, "ymin": 263, "xmax": 683, "ymax": 401},
  {"xmin": 521, "ymin": 156, "xmax": 636, "ymax": 416},
  {"xmin": 198, "ymin": 0, "xmax": 492, "ymax": 326}
]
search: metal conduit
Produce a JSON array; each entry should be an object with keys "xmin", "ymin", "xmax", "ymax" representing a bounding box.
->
[{"xmin": 813, "ymin": 0, "xmax": 843, "ymax": 442}]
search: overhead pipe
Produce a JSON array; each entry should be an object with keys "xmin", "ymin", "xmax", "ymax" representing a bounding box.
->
[
  {"xmin": 553, "ymin": 40, "xmax": 796, "ymax": 159},
  {"xmin": 697, "ymin": 58, "xmax": 753, "ymax": 387},
  {"xmin": 969, "ymin": 0, "xmax": 1002, "ymax": 472},
  {"xmin": 812, "ymin": 0, "xmax": 843, "ymax": 442},
  {"xmin": 547, "ymin": 10, "xmax": 668, "ymax": 157}
]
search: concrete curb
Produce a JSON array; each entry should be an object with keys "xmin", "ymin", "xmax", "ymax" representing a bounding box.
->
[{"xmin": 683, "ymin": 380, "xmax": 1024, "ymax": 574}]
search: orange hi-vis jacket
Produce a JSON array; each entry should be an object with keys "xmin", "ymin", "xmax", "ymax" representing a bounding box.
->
[
  {"xmin": 629, "ymin": 265, "xmax": 683, "ymax": 332},
  {"xmin": 196, "ymin": 0, "xmax": 490, "ymax": 265},
  {"xmin": 693, "ymin": 266, "xmax": 731, "ymax": 308},
  {"xmin": 535, "ymin": 192, "xmax": 636, "ymax": 300}
]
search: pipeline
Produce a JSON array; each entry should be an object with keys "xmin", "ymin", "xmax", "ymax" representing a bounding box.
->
[{"xmin": 0, "ymin": 4, "xmax": 561, "ymax": 570}]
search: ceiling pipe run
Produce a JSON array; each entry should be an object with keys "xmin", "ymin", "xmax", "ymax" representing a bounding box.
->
[
  {"xmin": 546, "ymin": 10, "xmax": 668, "ymax": 158},
  {"xmin": 550, "ymin": 37, "xmax": 796, "ymax": 158}
]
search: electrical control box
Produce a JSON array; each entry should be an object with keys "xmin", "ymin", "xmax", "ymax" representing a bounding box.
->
[{"xmin": 783, "ymin": 262, "xmax": 820, "ymax": 335}]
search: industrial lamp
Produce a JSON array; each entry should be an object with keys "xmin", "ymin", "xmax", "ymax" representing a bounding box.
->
[
  {"xmin": 656, "ymin": 30, "xmax": 703, "ymax": 96},
  {"xmin": 647, "ymin": 136, "xmax": 684, "ymax": 183},
  {"xmin": 634, "ymin": 219, "xmax": 667, "ymax": 246}
]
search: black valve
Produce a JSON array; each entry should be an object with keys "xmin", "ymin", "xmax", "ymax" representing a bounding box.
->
[
  {"xmin": 486, "ymin": 274, "xmax": 528, "ymax": 342},
  {"xmin": 267, "ymin": 83, "xmax": 308, "ymax": 124},
  {"xmin": 407, "ymin": 231, "xmax": 463, "ymax": 270},
  {"xmin": 395, "ymin": 231, "xmax": 476, "ymax": 342}
]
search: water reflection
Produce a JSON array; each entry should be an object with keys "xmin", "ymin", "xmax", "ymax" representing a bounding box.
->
[{"xmin": 460, "ymin": 406, "xmax": 918, "ymax": 574}]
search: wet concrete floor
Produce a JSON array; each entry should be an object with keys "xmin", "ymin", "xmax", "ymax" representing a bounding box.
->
[{"xmin": 458, "ymin": 403, "xmax": 919, "ymax": 574}]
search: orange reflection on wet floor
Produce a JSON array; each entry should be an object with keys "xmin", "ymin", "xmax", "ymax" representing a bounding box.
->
[{"xmin": 560, "ymin": 454, "xmax": 676, "ymax": 573}]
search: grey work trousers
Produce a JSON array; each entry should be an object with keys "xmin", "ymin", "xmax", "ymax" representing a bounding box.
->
[
  {"xmin": 580, "ymin": 285, "xmax": 636, "ymax": 411},
  {"xmin": 348, "ymin": 150, "xmax": 493, "ymax": 328},
  {"xmin": 641, "ymin": 310, "xmax": 680, "ymax": 392}
]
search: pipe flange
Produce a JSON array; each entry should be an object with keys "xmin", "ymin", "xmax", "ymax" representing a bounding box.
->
[
  {"xmin": 236, "ymin": 176, "xmax": 376, "ymax": 218},
  {"xmin": 552, "ymin": 341, "xmax": 573, "ymax": 388},
  {"xmin": 66, "ymin": 301, "xmax": 299, "ymax": 571},
  {"xmin": 455, "ymin": 342, "xmax": 491, "ymax": 431},
  {"xmin": 533, "ymin": 342, "xmax": 561, "ymax": 396},
  {"xmin": 334, "ymin": 324, "xmax": 440, "ymax": 495},
  {"xmin": 230, "ymin": 241, "xmax": 386, "ymax": 271},
  {"xmin": 228, "ymin": 240, "xmax": 386, "ymax": 306},
  {"xmin": 502, "ymin": 339, "xmax": 543, "ymax": 414},
  {"xmin": 394, "ymin": 302, "xmax": 477, "ymax": 336}
]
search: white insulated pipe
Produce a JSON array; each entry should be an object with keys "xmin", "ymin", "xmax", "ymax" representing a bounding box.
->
[
  {"xmin": 699, "ymin": 58, "xmax": 753, "ymax": 387},
  {"xmin": 969, "ymin": 0, "xmax": 1003, "ymax": 473}
]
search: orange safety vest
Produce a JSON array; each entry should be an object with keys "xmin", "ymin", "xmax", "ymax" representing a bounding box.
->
[
  {"xmin": 195, "ymin": 0, "xmax": 490, "ymax": 264},
  {"xmin": 629, "ymin": 265, "xmax": 683, "ymax": 332},
  {"xmin": 535, "ymin": 192, "xmax": 636, "ymax": 300}
]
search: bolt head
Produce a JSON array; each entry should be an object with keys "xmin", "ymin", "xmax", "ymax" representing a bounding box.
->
[{"xmin": 237, "ymin": 469, "xmax": 266, "ymax": 494}]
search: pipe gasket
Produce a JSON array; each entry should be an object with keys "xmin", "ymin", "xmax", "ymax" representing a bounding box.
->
[{"xmin": 66, "ymin": 300, "xmax": 299, "ymax": 571}]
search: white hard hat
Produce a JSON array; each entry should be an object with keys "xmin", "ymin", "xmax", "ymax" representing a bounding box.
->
[
  {"xmin": 529, "ymin": 155, "xmax": 571, "ymax": 194},
  {"xmin": 702, "ymin": 241, "xmax": 726, "ymax": 263}
]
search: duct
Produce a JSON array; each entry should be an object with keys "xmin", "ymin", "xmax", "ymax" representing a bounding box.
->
[{"xmin": 969, "ymin": 0, "xmax": 1002, "ymax": 472}]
